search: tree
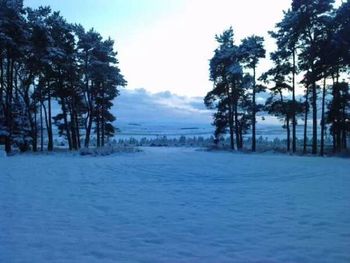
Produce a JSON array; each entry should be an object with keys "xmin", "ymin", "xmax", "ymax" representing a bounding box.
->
[
  {"xmin": 205, "ymin": 28, "xmax": 251, "ymax": 150},
  {"xmin": 327, "ymin": 81, "xmax": 350, "ymax": 152},
  {"xmin": 0, "ymin": 0, "xmax": 28, "ymax": 153},
  {"xmin": 261, "ymin": 50, "xmax": 303, "ymax": 151},
  {"xmin": 239, "ymin": 35, "xmax": 266, "ymax": 152},
  {"xmin": 0, "ymin": 1, "xmax": 126, "ymax": 152},
  {"xmin": 291, "ymin": 0, "xmax": 335, "ymax": 154},
  {"xmin": 206, "ymin": 28, "xmax": 236, "ymax": 149},
  {"xmin": 270, "ymin": 9, "xmax": 302, "ymax": 153},
  {"xmin": 24, "ymin": 6, "xmax": 54, "ymax": 151},
  {"xmin": 89, "ymin": 37, "xmax": 126, "ymax": 147},
  {"xmin": 324, "ymin": 1, "xmax": 350, "ymax": 153}
]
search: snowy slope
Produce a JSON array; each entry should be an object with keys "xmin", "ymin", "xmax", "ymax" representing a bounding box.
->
[{"xmin": 1, "ymin": 148, "xmax": 350, "ymax": 262}]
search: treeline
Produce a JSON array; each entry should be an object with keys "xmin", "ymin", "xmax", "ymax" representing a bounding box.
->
[
  {"xmin": 0, "ymin": 0, "xmax": 126, "ymax": 154},
  {"xmin": 205, "ymin": 0, "xmax": 350, "ymax": 155}
]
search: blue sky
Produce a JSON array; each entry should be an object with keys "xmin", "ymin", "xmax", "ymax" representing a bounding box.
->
[
  {"xmin": 24, "ymin": 0, "xmax": 183, "ymax": 36},
  {"xmin": 24, "ymin": 0, "xmax": 339, "ymax": 97}
]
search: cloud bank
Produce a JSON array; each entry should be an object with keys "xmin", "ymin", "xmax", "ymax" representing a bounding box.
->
[{"xmin": 113, "ymin": 88, "xmax": 213, "ymax": 127}]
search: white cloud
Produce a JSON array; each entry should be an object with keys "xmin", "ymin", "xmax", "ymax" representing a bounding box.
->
[
  {"xmin": 113, "ymin": 88, "xmax": 212, "ymax": 126},
  {"xmin": 116, "ymin": 0, "xmax": 291, "ymax": 97}
]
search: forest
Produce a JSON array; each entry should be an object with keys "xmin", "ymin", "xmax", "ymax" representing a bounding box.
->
[
  {"xmin": 0, "ymin": 0, "xmax": 126, "ymax": 154},
  {"xmin": 205, "ymin": 0, "xmax": 350, "ymax": 156}
]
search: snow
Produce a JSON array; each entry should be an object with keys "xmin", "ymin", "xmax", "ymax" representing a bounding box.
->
[{"xmin": 1, "ymin": 147, "xmax": 350, "ymax": 263}]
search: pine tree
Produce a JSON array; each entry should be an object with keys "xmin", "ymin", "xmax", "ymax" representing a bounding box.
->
[
  {"xmin": 262, "ymin": 51, "xmax": 303, "ymax": 151},
  {"xmin": 239, "ymin": 35, "xmax": 266, "ymax": 152},
  {"xmin": 270, "ymin": 9, "xmax": 302, "ymax": 153},
  {"xmin": 205, "ymin": 28, "xmax": 249, "ymax": 150},
  {"xmin": 0, "ymin": 1, "xmax": 126, "ymax": 152},
  {"xmin": 0, "ymin": 0, "xmax": 28, "ymax": 153},
  {"xmin": 291, "ymin": 0, "xmax": 335, "ymax": 154}
]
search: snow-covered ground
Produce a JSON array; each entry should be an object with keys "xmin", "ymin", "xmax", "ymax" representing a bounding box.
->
[{"xmin": 1, "ymin": 148, "xmax": 350, "ymax": 263}]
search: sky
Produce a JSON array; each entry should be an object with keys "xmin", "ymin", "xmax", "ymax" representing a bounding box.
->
[{"xmin": 24, "ymin": 0, "xmax": 296, "ymax": 97}]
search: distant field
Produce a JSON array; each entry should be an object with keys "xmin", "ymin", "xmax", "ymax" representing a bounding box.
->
[{"xmin": 116, "ymin": 121, "xmax": 324, "ymax": 141}]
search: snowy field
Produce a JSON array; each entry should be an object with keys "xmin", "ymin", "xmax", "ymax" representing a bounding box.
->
[{"xmin": 1, "ymin": 147, "xmax": 350, "ymax": 263}]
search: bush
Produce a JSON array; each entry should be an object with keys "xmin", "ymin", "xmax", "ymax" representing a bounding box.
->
[{"xmin": 79, "ymin": 145, "xmax": 141, "ymax": 156}]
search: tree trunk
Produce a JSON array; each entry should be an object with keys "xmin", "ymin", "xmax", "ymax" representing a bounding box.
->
[
  {"xmin": 331, "ymin": 77, "xmax": 337, "ymax": 152},
  {"xmin": 85, "ymin": 113, "xmax": 93, "ymax": 148},
  {"xmin": 60, "ymin": 97, "xmax": 72, "ymax": 150},
  {"xmin": 14, "ymin": 65, "xmax": 19, "ymax": 101},
  {"xmin": 33, "ymin": 99, "xmax": 37, "ymax": 152},
  {"xmin": 23, "ymin": 84, "xmax": 37, "ymax": 152},
  {"xmin": 0, "ymin": 56, "xmax": 3, "ymax": 105},
  {"xmin": 342, "ymin": 106, "xmax": 347, "ymax": 150},
  {"xmin": 47, "ymin": 84, "xmax": 53, "ymax": 151},
  {"xmin": 228, "ymin": 117, "xmax": 234, "ymax": 150},
  {"xmin": 225, "ymin": 84, "xmax": 234, "ymax": 150},
  {"xmin": 5, "ymin": 57, "xmax": 14, "ymax": 154},
  {"xmin": 287, "ymin": 116, "xmax": 290, "ymax": 152},
  {"xmin": 311, "ymin": 81, "xmax": 317, "ymax": 154},
  {"xmin": 0, "ymin": 56, "xmax": 5, "ymax": 137},
  {"xmin": 42, "ymin": 101, "xmax": 50, "ymax": 149},
  {"xmin": 333, "ymin": 75, "xmax": 342, "ymax": 152},
  {"xmin": 40, "ymin": 101, "xmax": 44, "ymax": 152},
  {"xmin": 252, "ymin": 66, "xmax": 256, "ymax": 152},
  {"xmin": 234, "ymin": 103, "xmax": 240, "ymax": 150},
  {"xmin": 75, "ymin": 111, "xmax": 81, "ymax": 149},
  {"xmin": 343, "ymin": 130, "xmax": 347, "ymax": 150},
  {"xmin": 69, "ymin": 100, "xmax": 78, "ymax": 151},
  {"xmin": 292, "ymin": 49, "xmax": 297, "ymax": 153},
  {"xmin": 228, "ymin": 103, "xmax": 235, "ymax": 150},
  {"xmin": 101, "ymin": 89, "xmax": 106, "ymax": 147},
  {"xmin": 320, "ymin": 77, "xmax": 326, "ymax": 156},
  {"xmin": 84, "ymin": 81, "xmax": 94, "ymax": 148},
  {"xmin": 239, "ymin": 125, "xmax": 243, "ymax": 149},
  {"xmin": 96, "ymin": 111, "xmax": 100, "ymax": 148},
  {"xmin": 303, "ymin": 87, "xmax": 309, "ymax": 154}
]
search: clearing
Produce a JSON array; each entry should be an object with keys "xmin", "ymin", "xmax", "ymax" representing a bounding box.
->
[{"xmin": 0, "ymin": 147, "xmax": 349, "ymax": 262}]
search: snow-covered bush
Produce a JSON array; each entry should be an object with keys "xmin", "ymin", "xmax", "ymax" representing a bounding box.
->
[{"xmin": 79, "ymin": 145, "xmax": 140, "ymax": 156}]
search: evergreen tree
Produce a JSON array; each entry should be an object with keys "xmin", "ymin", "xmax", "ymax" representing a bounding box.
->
[
  {"xmin": 0, "ymin": 1, "xmax": 126, "ymax": 152},
  {"xmin": 262, "ymin": 51, "xmax": 303, "ymax": 151},
  {"xmin": 270, "ymin": 9, "xmax": 301, "ymax": 153},
  {"xmin": 239, "ymin": 35, "xmax": 266, "ymax": 152},
  {"xmin": 205, "ymin": 28, "xmax": 249, "ymax": 150},
  {"xmin": 291, "ymin": 0, "xmax": 334, "ymax": 154},
  {"xmin": 0, "ymin": 0, "xmax": 28, "ymax": 153}
]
